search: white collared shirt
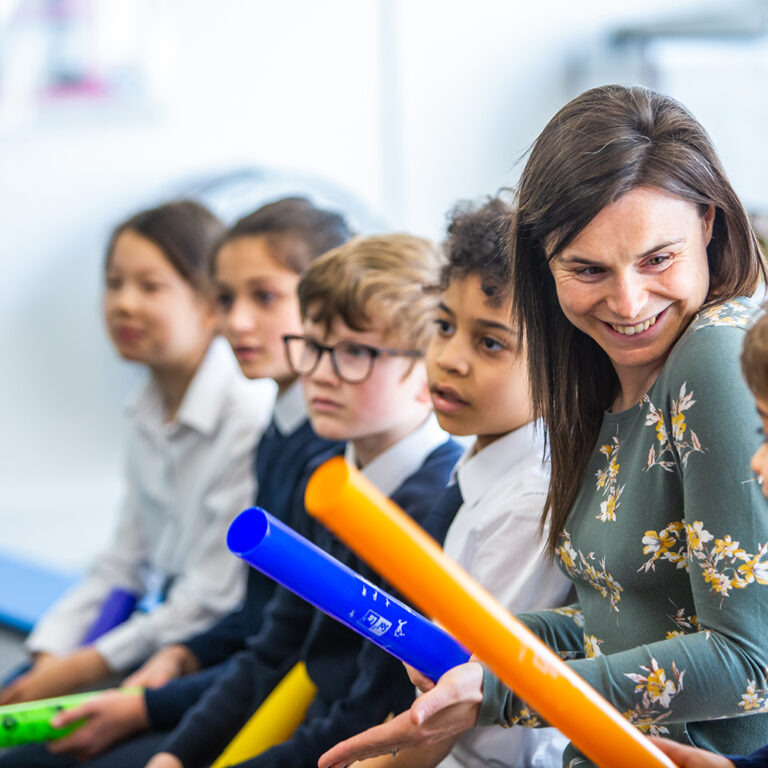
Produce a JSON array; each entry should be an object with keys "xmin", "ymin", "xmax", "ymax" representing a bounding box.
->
[
  {"xmin": 439, "ymin": 422, "xmax": 572, "ymax": 768},
  {"xmin": 344, "ymin": 415, "xmax": 448, "ymax": 495},
  {"xmin": 27, "ymin": 338, "xmax": 275, "ymax": 671},
  {"xmin": 272, "ymin": 379, "xmax": 308, "ymax": 436}
]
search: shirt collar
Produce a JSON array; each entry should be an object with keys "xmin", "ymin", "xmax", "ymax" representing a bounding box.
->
[
  {"xmin": 345, "ymin": 414, "xmax": 448, "ymax": 498},
  {"xmin": 455, "ymin": 420, "xmax": 545, "ymax": 507},
  {"xmin": 272, "ymin": 379, "xmax": 308, "ymax": 435},
  {"xmin": 128, "ymin": 337, "xmax": 241, "ymax": 436}
]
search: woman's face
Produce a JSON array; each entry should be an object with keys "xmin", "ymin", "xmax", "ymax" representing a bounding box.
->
[{"xmin": 549, "ymin": 186, "xmax": 715, "ymax": 396}]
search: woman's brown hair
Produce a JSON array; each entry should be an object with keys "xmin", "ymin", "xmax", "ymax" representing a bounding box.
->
[{"xmin": 511, "ymin": 84, "xmax": 766, "ymax": 555}]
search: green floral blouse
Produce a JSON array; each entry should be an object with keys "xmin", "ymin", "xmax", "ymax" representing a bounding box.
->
[{"xmin": 478, "ymin": 298, "xmax": 768, "ymax": 767}]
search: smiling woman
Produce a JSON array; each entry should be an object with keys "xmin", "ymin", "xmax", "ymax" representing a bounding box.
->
[{"xmin": 483, "ymin": 85, "xmax": 768, "ymax": 767}]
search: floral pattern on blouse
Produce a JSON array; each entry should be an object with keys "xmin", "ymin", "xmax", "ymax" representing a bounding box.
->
[
  {"xmin": 639, "ymin": 521, "xmax": 688, "ymax": 574},
  {"xmin": 644, "ymin": 383, "xmax": 704, "ymax": 472},
  {"xmin": 687, "ymin": 524, "xmax": 768, "ymax": 603},
  {"xmin": 623, "ymin": 659, "xmax": 685, "ymax": 736},
  {"xmin": 557, "ymin": 531, "xmax": 623, "ymax": 613},
  {"xmin": 694, "ymin": 302, "xmax": 754, "ymax": 330},
  {"xmin": 595, "ymin": 431, "xmax": 625, "ymax": 522},
  {"xmin": 738, "ymin": 679, "xmax": 768, "ymax": 713}
]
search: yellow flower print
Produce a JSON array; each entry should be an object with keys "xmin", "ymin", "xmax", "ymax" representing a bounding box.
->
[
  {"xmin": 686, "ymin": 521, "xmax": 714, "ymax": 552},
  {"xmin": 600, "ymin": 495, "xmax": 618, "ymax": 522},
  {"xmin": 585, "ymin": 635, "xmax": 603, "ymax": 658},
  {"xmin": 713, "ymin": 536, "xmax": 744, "ymax": 559},
  {"xmin": 738, "ymin": 680, "xmax": 766, "ymax": 712},
  {"xmin": 665, "ymin": 630, "xmax": 684, "ymax": 639},
  {"xmin": 639, "ymin": 522, "xmax": 687, "ymax": 574},
  {"xmin": 694, "ymin": 301, "xmax": 753, "ymax": 331},
  {"xmin": 671, "ymin": 411, "xmax": 686, "ymax": 444},
  {"xmin": 551, "ymin": 606, "xmax": 584, "ymax": 627},
  {"xmin": 595, "ymin": 429, "xmax": 624, "ymax": 522},
  {"xmin": 736, "ymin": 547, "xmax": 768, "ymax": 586},
  {"xmin": 689, "ymin": 527, "xmax": 768, "ymax": 603},
  {"xmin": 624, "ymin": 658, "xmax": 684, "ymax": 731},
  {"xmin": 644, "ymin": 383, "xmax": 704, "ymax": 472},
  {"xmin": 556, "ymin": 531, "xmax": 623, "ymax": 613}
]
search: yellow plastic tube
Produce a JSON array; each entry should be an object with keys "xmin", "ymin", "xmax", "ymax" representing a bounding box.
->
[
  {"xmin": 210, "ymin": 661, "xmax": 316, "ymax": 768},
  {"xmin": 305, "ymin": 457, "xmax": 675, "ymax": 768}
]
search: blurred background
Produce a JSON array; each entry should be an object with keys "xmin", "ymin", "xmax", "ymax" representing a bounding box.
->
[{"xmin": 1, "ymin": 0, "xmax": 767, "ymax": 636}]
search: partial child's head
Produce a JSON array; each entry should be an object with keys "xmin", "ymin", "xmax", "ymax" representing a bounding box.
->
[
  {"xmin": 212, "ymin": 197, "xmax": 352, "ymax": 388},
  {"xmin": 104, "ymin": 200, "xmax": 223, "ymax": 371},
  {"xmin": 428, "ymin": 197, "xmax": 532, "ymax": 450},
  {"xmin": 289, "ymin": 235, "xmax": 440, "ymax": 461},
  {"xmin": 741, "ymin": 312, "xmax": 768, "ymax": 498}
]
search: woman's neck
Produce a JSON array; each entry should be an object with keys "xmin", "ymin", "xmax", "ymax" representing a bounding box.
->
[
  {"xmin": 151, "ymin": 340, "xmax": 212, "ymax": 423},
  {"xmin": 611, "ymin": 361, "xmax": 666, "ymax": 412}
]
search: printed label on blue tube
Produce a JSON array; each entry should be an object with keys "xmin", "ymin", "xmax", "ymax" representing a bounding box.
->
[{"xmin": 227, "ymin": 507, "xmax": 470, "ymax": 682}]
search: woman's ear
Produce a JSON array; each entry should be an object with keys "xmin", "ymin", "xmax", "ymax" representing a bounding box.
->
[{"xmin": 702, "ymin": 204, "xmax": 716, "ymax": 245}]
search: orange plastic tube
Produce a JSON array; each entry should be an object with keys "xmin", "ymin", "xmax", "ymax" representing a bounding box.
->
[{"xmin": 305, "ymin": 457, "xmax": 675, "ymax": 768}]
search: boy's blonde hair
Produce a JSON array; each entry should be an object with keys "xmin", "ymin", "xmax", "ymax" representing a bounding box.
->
[
  {"xmin": 297, "ymin": 234, "xmax": 442, "ymax": 351},
  {"xmin": 742, "ymin": 311, "xmax": 768, "ymax": 400}
]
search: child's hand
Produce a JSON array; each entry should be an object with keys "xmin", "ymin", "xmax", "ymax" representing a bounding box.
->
[
  {"xmin": 145, "ymin": 752, "xmax": 184, "ymax": 768},
  {"xmin": 318, "ymin": 661, "xmax": 483, "ymax": 768},
  {"xmin": 0, "ymin": 648, "xmax": 110, "ymax": 704},
  {"xmin": 46, "ymin": 688, "xmax": 149, "ymax": 760},
  {"xmin": 124, "ymin": 644, "xmax": 200, "ymax": 689},
  {"xmin": 649, "ymin": 737, "xmax": 736, "ymax": 767}
]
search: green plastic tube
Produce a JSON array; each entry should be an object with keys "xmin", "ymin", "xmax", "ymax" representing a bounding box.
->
[{"xmin": 0, "ymin": 688, "xmax": 140, "ymax": 747}]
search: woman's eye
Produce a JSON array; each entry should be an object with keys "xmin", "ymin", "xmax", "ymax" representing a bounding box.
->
[
  {"xmin": 105, "ymin": 276, "xmax": 121, "ymax": 290},
  {"xmin": 646, "ymin": 254, "xmax": 671, "ymax": 267},
  {"xmin": 434, "ymin": 318, "xmax": 454, "ymax": 335},
  {"xmin": 142, "ymin": 282, "xmax": 162, "ymax": 292},
  {"xmin": 576, "ymin": 266, "xmax": 603, "ymax": 277}
]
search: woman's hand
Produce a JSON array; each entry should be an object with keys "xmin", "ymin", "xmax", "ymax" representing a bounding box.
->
[
  {"xmin": 46, "ymin": 688, "xmax": 149, "ymax": 761},
  {"xmin": 124, "ymin": 644, "xmax": 199, "ymax": 689},
  {"xmin": 318, "ymin": 661, "xmax": 483, "ymax": 768},
  {"xmin": 0, "ymin": 647, "xmax": 110, "ymax": 704},
  {"xmin": 649, "ymin": 737, "xmax": 736, "ymax": 768},
  {"xmin": 145, "ymin": 753, "xmax": 183, "ymax": 768}
]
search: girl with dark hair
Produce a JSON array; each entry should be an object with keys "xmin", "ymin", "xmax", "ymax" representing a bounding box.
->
[
  {"xmin": 0, "ymin": 200, "xmax": 271, "ymax": 707},
  {"xmin": 318, "ymin": 86, "xmax": 768, "ymax": 768}
]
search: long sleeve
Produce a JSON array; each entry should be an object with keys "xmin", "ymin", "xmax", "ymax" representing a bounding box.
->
[
  {"xmin": 160, "ymin": 583, "xmax": 315, "ymax": 767},
  {"xmin": 238, "ymin": 642, "xmax": 413, "ymax": 768},
  {"xmin": 93, "ymin": 433, "xmax": 254, "ymax": 671},
  {"xmin": 26, "ymin": 469, "xmax": 148, "ymax": 658},
  {"xmin": 478, "ymin": 304, "xmax": 768, "ymax": 759}
]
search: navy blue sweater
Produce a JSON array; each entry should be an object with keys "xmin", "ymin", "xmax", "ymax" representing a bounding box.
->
[
  {"xmin": 145, "ymin": 418, "xmax": 343, "ymax": 729},
  {"xmin": 162, "ymin": 438, "xmax": 462, "ymax": 768}
]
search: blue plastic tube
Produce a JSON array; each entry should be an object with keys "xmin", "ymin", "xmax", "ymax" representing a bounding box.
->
[{"xmin": 227, "ymin": 507, "xmax": 470, "ymax": 682}]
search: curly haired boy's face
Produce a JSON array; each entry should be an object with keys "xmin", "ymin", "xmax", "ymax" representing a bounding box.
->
[
  {"xmin": 301, "ymin": 316, "xmax": 431, "ymax": 465},
  {"xmin": 427, "ymin": 273, "xmax": 532, "ymax": 450}
]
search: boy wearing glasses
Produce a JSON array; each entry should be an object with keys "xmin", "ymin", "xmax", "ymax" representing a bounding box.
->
[{"xmin": 146, "ymin": 235, "xmax": 462, "ymax": 768}]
